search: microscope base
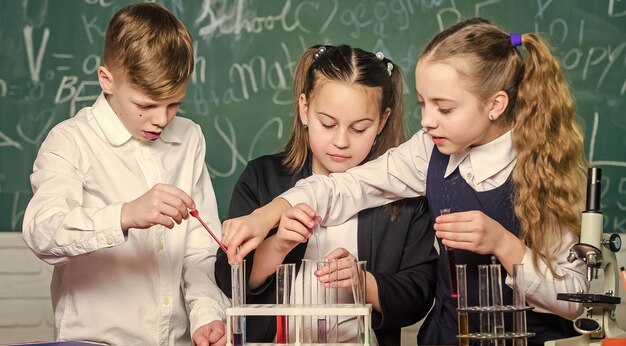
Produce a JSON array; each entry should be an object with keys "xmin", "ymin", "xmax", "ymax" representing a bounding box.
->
[
  {"xmin": 544, "ymin": 334, "xmax": 594, "ymax": 346},
  {"xmin": 544, "ymin": 309, "xmax": 626, "ymax": 346}
]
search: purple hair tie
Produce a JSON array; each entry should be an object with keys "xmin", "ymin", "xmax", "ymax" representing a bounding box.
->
[{"xmin": 510, "ymin": 33, "xmax": 523, "ymax": 48}]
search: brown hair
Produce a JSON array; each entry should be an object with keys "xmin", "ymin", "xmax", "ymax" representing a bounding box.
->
[
  {"xmin": 421, "ymin": 18, "xmax": 587, "ymax": 276},
  {"xmin": 283, "ymin": 44, "xmax": 407, "ymax": 220},
  {"xmin": 103, "ymin": 3, "xmax": 193, "ymax": 99},
  {"xmin": 284, "ymin": 44, "xmax": 405, "ymax": 171}
]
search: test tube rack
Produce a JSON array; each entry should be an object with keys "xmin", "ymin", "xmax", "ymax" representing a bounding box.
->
[
  {"xmin": 456, "ymin": 263, "xmax": 535, "ymax": 345},
  {"xmin": 225, "ymin": 303, "xmax": 372, "ymax": 346},
  {"xmin": 456, "ymin": 305, "xmax": 535, "ymax": 341}
]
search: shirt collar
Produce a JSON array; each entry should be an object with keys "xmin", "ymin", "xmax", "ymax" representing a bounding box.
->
[
  {"xmin": 92, "ymin": 93, "xmax": 181, "ymax": 146},
  {"xmin": 444, "ymin": 130, "xmax": 516, "ymax": 184}
]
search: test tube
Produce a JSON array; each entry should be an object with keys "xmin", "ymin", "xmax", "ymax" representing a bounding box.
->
[
  {"xmin": 490, "ymin": 264, "xmax": 505, "ymax": 346},
  {"xmin": 478, "ymin": 264, "xmax": 491, "ymax": 345},
  {"xmin": 276, "ymin": 263, "xmax": 295, "ymax": 344},
  {"xmin": 300, "ymin": 259, "xmax": 314, "ymax": 343},
  {"xmin": 315, "ymin": 260, "xmax": 327, "ymax": 343},
  {"xmin": 351, "ymin": 260, "xmax": 368, "ymax": 343},
  {"xmin": 513, "ymin": 264, "xmax": 527, "ymax": 346},
  {"xmin": 326, "ymin": 259, "xmax": 339, "ymax": 343},
  {"xmin": 231, "ymin": 260, "xmax": 246, "ymax": 346},
  {"xmin": 456, "ymin": 264, "xmax": 469, "ymax": 346},
  {"xmin": 440, "ymin": 208, "xmax": 458, "ymax": 298},
  {"xmin": 315, "ymin": 260, "xmax": 335, "ymax": 343}
]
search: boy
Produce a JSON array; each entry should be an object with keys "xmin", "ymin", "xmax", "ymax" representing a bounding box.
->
[{"xmin": 22, "ymin": 3, "xmax": 228, "ymax": 345}]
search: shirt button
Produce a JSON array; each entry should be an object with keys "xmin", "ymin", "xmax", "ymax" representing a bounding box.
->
[
  {"xmin": 106, "ymin": 235, "xmax": 114, "ymax": 245},
  {"xmin": 158, "ymin": 241, "xmax": 164, "ymax": 250},
  {"xmin": 163, "ymin": 297, "xmax": 170, "ymax": 305},
  {"xmin": 466, "ymin": 172, "xmax": 473, "ymax": 180}
]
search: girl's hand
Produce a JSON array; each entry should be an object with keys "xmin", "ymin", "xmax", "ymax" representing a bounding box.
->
[
  {"xmin": 222, "ymin": 212, "xmax": 269, "ymax": 262},
  {"xmin": 121, "ymin": 183, "xmax": 195, "ymax": 231},
  {"xmin": 435, "ymin": 210, "xmax": 526, "ymax": 274},
  {"xmin": 222, "ymin": 200, "xmax": 314, "ymax": 263},
  {"xmin": 315, "ymin": 247, "xmax": 359, "ymax": 291},
  {"xmin": 272, "ymin": 204, "xmax": 318, "ymax": 254},
  {"xmin": 434, "ymin": 210, "xmax": 510, "ymax": 255}
]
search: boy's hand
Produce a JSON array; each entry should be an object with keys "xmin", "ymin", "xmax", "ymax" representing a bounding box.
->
[
  {"xmin": 192, "ymin": 320, "xmax": 226, "ymax": 346},
  {"xmin": 121, "ymin": 183, "xmax": 195, "ymax": 231}
]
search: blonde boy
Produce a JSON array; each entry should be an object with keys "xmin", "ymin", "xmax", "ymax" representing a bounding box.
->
[{"xmin": 22, "ymin": 3, "xmax": 228, "ymax": 345}]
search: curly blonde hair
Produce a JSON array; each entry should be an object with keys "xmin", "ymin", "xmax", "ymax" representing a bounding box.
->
[{"xmin": 421, "ymin": 18, "xmax": 587, "ymax": 276}]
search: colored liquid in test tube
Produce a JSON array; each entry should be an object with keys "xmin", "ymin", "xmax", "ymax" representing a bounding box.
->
[
  {"xmin": 310, "ymin": 259, "xmax": 339, "ymax": 343},
  {"xmin": 276, "ymin": 316, "xmax": 286, "ymax": 343},
  {"xmin": 456, "ymin": 264, "xmax": 469, "ymax": 346},
  {"xmin": 233, "ymin": 332, "xmax": 243, "ymax": 346},
  {"xmin": 276, "ymin": 263, "xmax": 295, "ymax": 344},
  {"xmin": 317, "ymin": 318, "xmax": 327, "ymax": 343},
  {"xmin": 440, "ymin": 208, "xmax": 458, "ymax": 298}
]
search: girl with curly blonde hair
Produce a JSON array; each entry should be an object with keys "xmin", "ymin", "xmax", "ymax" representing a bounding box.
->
[{"xmin": 222, "ymin": 18, "xmax": 589, "ymax": 345}]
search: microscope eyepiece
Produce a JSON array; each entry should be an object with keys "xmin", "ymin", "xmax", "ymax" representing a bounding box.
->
[{"xmin": 586, "ymin": 167, "xmax": 602, "ymax": 212}]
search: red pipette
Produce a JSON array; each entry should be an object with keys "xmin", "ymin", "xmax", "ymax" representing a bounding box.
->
[{"xmin": 189, "ymin": 209, "xmax": 228, "ymax": 252}]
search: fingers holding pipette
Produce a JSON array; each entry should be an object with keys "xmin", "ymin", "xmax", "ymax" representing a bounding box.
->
[
  {"xmin": 221, "ymin": 199, "xmax": 312, "ymax": 263},
  {"xmin": 277, "ymin": 203, "xmax": 318, "ymax": 240},
  {"xmin": 121, "ymin": 183, "xmax": 195, "ymax": 231},
  {"xmin": 273, "ymin": 207, "xmax": 315, "ymax": 253},
  {"xmin": 222, "ymin": 214, "xmax": 264, "ymax": 264}
]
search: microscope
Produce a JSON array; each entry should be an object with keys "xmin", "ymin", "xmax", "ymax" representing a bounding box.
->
[{"xmin": 546, "ymin": 167, "xmax": 626, "ymax": 345}]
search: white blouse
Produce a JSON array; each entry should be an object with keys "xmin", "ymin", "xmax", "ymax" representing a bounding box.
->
[{"xmin": 281, "ymin": 129, "xmax": 588, "ymax": 320}]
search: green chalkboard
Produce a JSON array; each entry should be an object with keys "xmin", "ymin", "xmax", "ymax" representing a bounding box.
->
[{"xmin": 0, "ymin": 0, "xmax": 624, "ymax": 232}]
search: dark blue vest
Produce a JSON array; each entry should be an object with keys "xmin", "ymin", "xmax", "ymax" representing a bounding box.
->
[{"xmin": 418, "ymin": 146, "xmax": 576, "ymax": 346}]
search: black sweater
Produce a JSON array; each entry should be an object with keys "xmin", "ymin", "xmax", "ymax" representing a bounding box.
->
[{"xmin": 215, "ymin": 153, "xmax": 438, "ymax": 345}]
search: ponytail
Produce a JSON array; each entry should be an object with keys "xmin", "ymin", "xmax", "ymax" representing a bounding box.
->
[
  {"xmin": 282, "ymin": 46, "xmax": 321, "ymax": 173},
  {"xmin": 368, "ymin": 59, "xmax": 405, "ymax": 160},
  {"xmin": 512, "ymin": 33, "xmax": 587, "ymax": 275}
]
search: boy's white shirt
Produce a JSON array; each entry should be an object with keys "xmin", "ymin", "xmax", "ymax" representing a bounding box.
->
[
  {"xmin": 281, "ymin": 129, "xmax": 588, "ymax": 320},
  {"xmin": 22, "ymin": 93, "xmax": 229, "ymax": 345}
]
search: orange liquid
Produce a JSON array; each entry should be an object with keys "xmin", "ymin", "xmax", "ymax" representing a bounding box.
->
[{"xmin": 458, "ymin": 312, "xmax": 469, "ymax": 346}]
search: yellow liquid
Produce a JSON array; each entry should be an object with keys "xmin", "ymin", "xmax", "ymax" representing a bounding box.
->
[{"xmin": 458, "ymin": 312, "xmax": 469, "ymax": 346}]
